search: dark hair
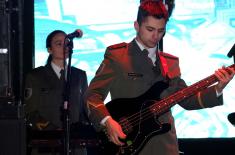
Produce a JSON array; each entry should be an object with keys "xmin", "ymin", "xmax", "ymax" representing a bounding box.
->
[
  {"xmin": 165, "ymin": 0, "xmax": 175, "ymax": 17},
  {"xmin": 46, "ymin": 30, "xmax": 66, "ymax": 48},
  {"xmin": 137, "ymin": 0, "xmax": 169, "ymax": 25},
  {"xmin": 46, "ymin": 30, "xmax": 66, "ymax": 64}
]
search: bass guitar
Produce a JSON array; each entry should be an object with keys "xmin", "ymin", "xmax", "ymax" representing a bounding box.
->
[{"xmin": 100, "ymin": 64, "xmax": 235, "ymax": 155}]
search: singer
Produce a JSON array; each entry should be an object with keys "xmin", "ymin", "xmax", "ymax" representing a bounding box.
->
[
  {"xmin": 84, "ymin": 1, "xmax": 235, "ymax": 155},
  {"xmin": 24, "ymin": 30, "xmax": 91, "ymax": 155}
]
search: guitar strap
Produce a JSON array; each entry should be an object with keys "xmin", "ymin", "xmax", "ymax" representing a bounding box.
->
[{"xmin": 158, "ymin": 51, "xmax": 181, "ymax": 79}]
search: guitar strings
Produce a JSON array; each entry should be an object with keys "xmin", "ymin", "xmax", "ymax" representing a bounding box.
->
[
  {"xmin": 119, "ymin": 64, "xmax": 234, "ymax": 131},
  {"xmin": 118, "ymin": 75, "xmax": 217, "ymax": 133},
  {"xmin": 118, "ymin": 64, "xmax": 235, "ymax": 132},
  {"xmin": 120, "ymin": 77, "xmax": 215, "ymax": 132}
]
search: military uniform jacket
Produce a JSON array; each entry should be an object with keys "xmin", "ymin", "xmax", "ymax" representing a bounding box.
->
[
  {"xmin": 85, "ymin": 40, "xmax": 223, "ymax": 155},
  {"xmin": 24, "ymin": 64, "xmax": 88, "ymax": 129}
]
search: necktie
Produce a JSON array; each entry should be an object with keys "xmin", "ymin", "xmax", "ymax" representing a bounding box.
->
[
  {"xmin": 142, "ymin": 49, "xmax": 149, "ymax": 56},
  {"xmin": 60, "ymin": 69, "xmax": 65, "ymax": 81},
  {"xmin": 153, "ymin": 53, "xmax": 161, "ymax": 75},
  {"xmin": 143, "ymin": 49, "xmax": 161, "ymax": 75},
  {"xmin": 143, "ymin": 49, "xmax": 154, "ymax": 65}
]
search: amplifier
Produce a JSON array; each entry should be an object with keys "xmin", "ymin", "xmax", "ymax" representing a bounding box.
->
[
  {"xmin": 0, "ymin": 119, "xmax": 26, "ymax": 155},
  {"xmin": 0, "ymin": 96, "xmax": 24, "ymax": 119}
]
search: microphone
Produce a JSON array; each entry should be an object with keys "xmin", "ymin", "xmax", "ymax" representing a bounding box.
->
[
  {"xmin": 66, "ymin": 29, "xmax": 83, "ymax": 39},
  {"xmin": 227, "ymin": 43, "xmax": 235, "ymax": 58},
  {"xmin": 228, "ymin": 112, "xmax": 235, "ymax": 126}
]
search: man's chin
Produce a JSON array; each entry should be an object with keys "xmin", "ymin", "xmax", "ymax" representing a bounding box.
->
[{"xmin": 148, "ymin": 43, "xmax": 157, "ymax": 48}]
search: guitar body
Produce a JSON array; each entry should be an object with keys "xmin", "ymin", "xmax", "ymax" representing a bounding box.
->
[{"xmin": 100, "ymin": 81, "xmax": 170, "ymax": 155}]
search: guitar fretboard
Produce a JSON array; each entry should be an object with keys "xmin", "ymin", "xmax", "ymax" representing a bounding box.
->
[{"xmin": 152, "ymin": 64, "xmax": 235, "ymax": 115}]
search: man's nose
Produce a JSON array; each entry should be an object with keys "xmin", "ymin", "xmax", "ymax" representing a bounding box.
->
[{"xmin": 153, "ymin": 31, "xmax": 160, "ymax": 40}]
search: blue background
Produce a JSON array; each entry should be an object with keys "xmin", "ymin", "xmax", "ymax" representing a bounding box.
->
[{"xmin": 34, "ymin": 0, "xmax": 235, "ymax": 138}]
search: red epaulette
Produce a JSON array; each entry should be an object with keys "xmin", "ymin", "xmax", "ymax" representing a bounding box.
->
[
  {"xmin": 159, "ymin": 51, "xmax": 179, "ymax": 60},
  {"xmin": 107, "ymin": 42, "xmax": 127, "ymax": 50}
]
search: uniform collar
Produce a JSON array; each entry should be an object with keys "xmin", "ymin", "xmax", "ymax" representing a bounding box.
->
[
  {"xmin": 51, "ymin": 62, "xmax": 67, "ymax": 79},
  {"xmin": 134, "ymin": 39, "xmax": 157, "ymax": 55}
]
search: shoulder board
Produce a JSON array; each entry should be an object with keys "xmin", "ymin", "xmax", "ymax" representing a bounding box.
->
[
  {"xmin": 28, "ymin": 66, "xmax": 46, "ymax": 74},
  {"xmin": 32, "ymin": 66, "xmax": 44, "ymax": 72},
  {"xmin": 71, "ymin": 66, "xmax": 85, "ymax": 73},
  {"xmin": 107, "ymin": 42, "xmax": 127, "ymax": 50},
  {"xmin": 159, "ymin": 51, "xmax": 179, "ymax": 60}
]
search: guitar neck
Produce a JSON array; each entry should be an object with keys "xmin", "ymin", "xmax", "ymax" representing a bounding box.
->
[{"xmin": 153, "ymin": 64, "xmax": 235, "ymax": 115}]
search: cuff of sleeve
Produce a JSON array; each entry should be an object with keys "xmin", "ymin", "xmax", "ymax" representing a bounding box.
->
[
  {"xmin": 215, "ymin": 87, "xmax": 223, "ymax": 97},
  {"xmin": 100, "ymin": 116, "xmax": 111, "ymax": 126}
]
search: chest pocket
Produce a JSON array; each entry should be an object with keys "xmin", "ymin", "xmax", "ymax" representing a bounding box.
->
[
  {"xmin": 39, "ymin": 87, "xmax": 63, "ymax": 107},
  {"xmin": 124, "ymin": 72, "xmax": 144, "ymax": 81},
  {"xmin": 121, "ymin": 71, "xmax": 152, "ymax": 90}
]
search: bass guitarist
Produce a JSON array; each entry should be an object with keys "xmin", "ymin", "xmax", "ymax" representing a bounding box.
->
[{"xmin": 85, "ymin": 1, "xmax": 235, "ymax": 155}]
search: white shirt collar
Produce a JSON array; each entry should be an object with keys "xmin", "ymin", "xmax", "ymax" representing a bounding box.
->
[
  {"xmin": 135, "ymin": 39, "xmax": 157, "ymax": 54},
  {"xmin": 51, "ymin": 62, "xmax": 65, "ymax": 79},
  {"xmin": 135, "ymin": 39, "xmax": 157, "ymax": 64},
  {"xmin": 135, "ymin": 39, "xmax": 145, "ymax": 51}
]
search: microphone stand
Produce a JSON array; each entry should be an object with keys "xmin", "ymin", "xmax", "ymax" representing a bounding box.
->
[
  {"xmin": 232, "ymin": 54, "xmax": 235, "ymax": 64},
  {"xmin": 62, "ymin": 38, "xmax": 73, "ymax": 155},
  {"xmin": 227, "ymin": 43, "xmax": 235, "ymax": 63},
  {"xmin": 227, "ymin": 43, "xmax": 235, "ymax": 126}
]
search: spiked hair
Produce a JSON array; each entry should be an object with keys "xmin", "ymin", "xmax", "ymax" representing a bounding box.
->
[{"xmin": 137, "ymin": 0, "xmax": 169, "ymax": 25}]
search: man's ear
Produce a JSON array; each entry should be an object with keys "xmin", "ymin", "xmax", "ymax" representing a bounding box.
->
[
  {"xmin": 47, "ymin": 47, "xmax": 52, "ymax": 54},
  {"xmin": 134, "ymin": 21, "xmax": 139, "ymax": 32}
]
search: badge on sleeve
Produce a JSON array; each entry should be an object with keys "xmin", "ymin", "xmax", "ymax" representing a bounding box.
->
[{"xmin": 24, "ymin": 88, "xmax": 32, "ymax": 100}]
